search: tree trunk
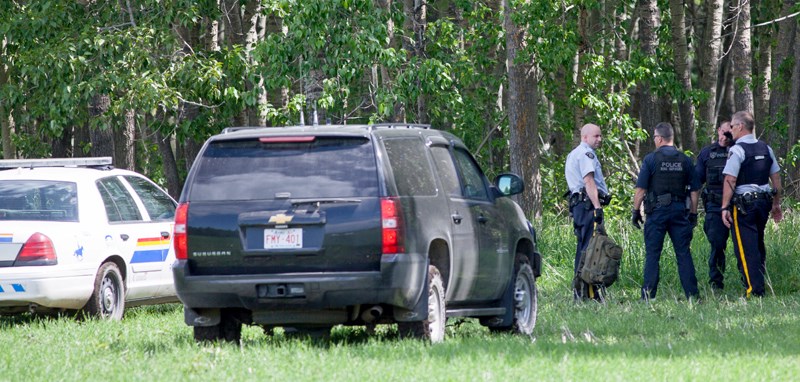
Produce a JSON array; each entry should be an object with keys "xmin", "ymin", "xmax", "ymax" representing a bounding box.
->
[
  {"xmin": 698, "ymin": 0, "xmax": 724, "ymax": 139},
  {"xmin": 404, "ymin": 0, "xmax": 428, "ymax": 123},
  {"xmin": 503, "ymin": 0, "xmax": 541, "ymax": 219},
  {"xmin": 0, "ymin": 38, "xmax": 14, "ymax": 159},
  {"xmin": 0, "ymin": 111, "xmax": 12, "ymax": 159},
  {"xmin": 244, "ymin": 0, "xmax": 266, "ymax": 126},
  {"xmin": 786, "ymin": 24, "xmax": 800, "ymax": 198},
  {"xmin": 720, "ymin": 51, "xmax": 736, "ymax": 120},
  {"xmin": 731, "ymin": 0, "xmax": 754, "ymax": 113},
  {"xmin": 73, "ymin": 120, "xmax": 91, "ymax": 157},
  {"xmin": 376, "ymin": 0, "xmax": 399, "ymax": 121},
  {"xmin": 51, "ymin": 127, "xmax": 72, "ymax": 158},
  {"xmin": 89, "ymin": 94, "xmax": 114, "ymax": 158},
  {"xmin": 264, "ymin": 12, "xmax": 287, "ymax": 126},
  {"xmin": 182, "ymin": 139, "xmax": 203, "ymax": 174},
  {"xmin": 222, "ymin": 0, "xmax": 249, "ymax": 126},
  {"xmin": 768, "ymin": 0, "xmax": 797, "ymax": 153},
  {"xmin": 669, "ymin": 0, "xmax": 697, "ymax": 153},
  {"xmin": 752, "ymin": 2, "xmax": 773, "ymax": 129},
  {"xmin": 154, "ymin": 129, "xmax": 181, "ymax": 199},
  {"xmin": 637, "ymin": 0, "xmax": 661, "ymax": 135},
  {"xmin": 112, "ymin": 109, "xmax": 136, "ymax": 170}
]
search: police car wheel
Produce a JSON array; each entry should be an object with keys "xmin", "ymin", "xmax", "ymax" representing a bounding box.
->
[{"xmin": 84, "ymin": 262, "xmax": 125, "ymax": 320}]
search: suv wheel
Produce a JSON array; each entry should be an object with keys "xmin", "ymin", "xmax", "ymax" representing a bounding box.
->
[
  {"xmin": 484, "ymin": 255, "xmax": 538, "ymax": 334},
  {"xmin": 193, "ymin": 312, "xmax": 242, "ymax": 343},
  {"xmin": 398, "ymin": 265, "xmax": 446, "ymax": 343},
  {"xmin": 511, "ymin": 260, "xmax": 538, "ymax": 335},
  {"xmin": 84, "ymin": 262, "xmax": 125, "ymax": 320}
]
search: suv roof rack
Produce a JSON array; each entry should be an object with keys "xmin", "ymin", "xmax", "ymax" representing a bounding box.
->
[
  {"xmin": 0, "ymin": 157, "xmax": 114, "ymax": 169},
  {"xmin": 368, "ymin": 123, "xmax": 431, "ymax": 130},
  {"xmin": 221, "ymin": 126, "xmax": 270, "ymax": 134}
]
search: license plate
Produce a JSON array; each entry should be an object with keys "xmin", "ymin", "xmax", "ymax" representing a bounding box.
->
[{"xmin": 264, "ymin": 228, "xmax": 303, "ymax": 249}]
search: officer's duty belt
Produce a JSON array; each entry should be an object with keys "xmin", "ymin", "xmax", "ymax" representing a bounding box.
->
[
  {"xmin": 733, "ymin": 192, "xmax": 772, "ymax": 205},
  {"xmin": 702, "ymin": 190, "xmax": 722, "ymax": 205},
  {"xmin": 568, "ymin": 191, "xmax": 611, "ymax": 209}
]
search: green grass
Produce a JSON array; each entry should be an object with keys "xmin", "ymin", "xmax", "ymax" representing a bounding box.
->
[{"xmin": 1, "ymin": 213, "xmax": 799, "ymax": 381}]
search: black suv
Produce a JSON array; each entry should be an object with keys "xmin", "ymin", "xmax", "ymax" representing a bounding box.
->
[{"xmin": 173, "ymin": 124, "xmax": 541, "ymax": 342}]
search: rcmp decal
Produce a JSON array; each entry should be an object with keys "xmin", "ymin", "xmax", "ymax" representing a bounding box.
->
[
  {"xmin": 130, "ymin": 237, "xmax": 170, "ymax": 263},
  {"xmin": 74, "ymin": 244, "xmax": 84, "ymax": 260},
  {"xmin": 0, "ymin": 283, "xmax": 26, "ymax": 293},
  {"xmin": 0, "ymin": 233, "xmax": 12, "ymax": 243}
]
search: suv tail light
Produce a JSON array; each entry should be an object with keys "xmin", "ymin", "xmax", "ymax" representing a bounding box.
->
[
  {"xmin": 174, "ymin": 202, "xmax": 189, "ymax": 260},
  {"xmin": 381, "ymin": 198, "xmax": 404, "ymax": 254},
  {"xmin": 15, "ymin": 232, "xmax": 57, "ymax": 266}
]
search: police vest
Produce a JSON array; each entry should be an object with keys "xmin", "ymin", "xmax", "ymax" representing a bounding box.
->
[
  {"xmin": 704, "ymin": 144, "xmax": 728, "ymax": 192},
  {"xmin": 649, "ymin": 150, "xmax": 688, "ymax": 198},
  {"xmin": 736, "ymin": 141, "xmax": 772, "ymax": 186}
]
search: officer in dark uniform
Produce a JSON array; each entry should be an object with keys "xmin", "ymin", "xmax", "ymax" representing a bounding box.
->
[
  {"xmin": 721, "ymin": 111, "xmax": 783, "ymax": 298},
  {"xmin": 631, "ymin": 122, "xmax": 700, "ymax": 301},
  {"xmin": 695, "ymin": 121, "xmax": 732, "ymax": 290},
  {"xmin": 565, "ymin": 123, "xmax": 611, "ymax": 300}
]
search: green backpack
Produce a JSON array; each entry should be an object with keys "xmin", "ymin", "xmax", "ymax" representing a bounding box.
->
[{"xmin": 579, "ymin": 223, "xmax": 623, "ymax": 287}]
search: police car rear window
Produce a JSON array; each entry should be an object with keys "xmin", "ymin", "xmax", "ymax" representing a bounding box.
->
[
  {"xmin": 0, "ymin": 180, "xmax": 78, "ymax": 222},
  {"xmin": 189, "ymin": 137, "xmax": 379, "ymax": 201}
]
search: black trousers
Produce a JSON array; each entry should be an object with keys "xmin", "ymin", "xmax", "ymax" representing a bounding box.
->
[
  {"xmin": 730, "ymin": 198, "xmax": 771, "ymax": 297},
  {"xmin": 704, "ymin": 200, "xmax": 730, "ymax": 289},
  {"xmin": 572, "ymin": 204, "xmax": 600, "ymax": 299},
  {"xmin": 642, "ymin": 202, "xmax": 699, "ymax": 299}
]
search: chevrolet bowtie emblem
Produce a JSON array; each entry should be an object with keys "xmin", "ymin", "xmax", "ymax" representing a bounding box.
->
[{"xmin": 269, "ymin": 213, "xmax": 294, "ymax": 224}]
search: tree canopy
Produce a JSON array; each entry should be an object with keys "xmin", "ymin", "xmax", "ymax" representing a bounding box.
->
[{"xmin": 1, "ymin": 0, "xmax": 799, "ymax": 218}]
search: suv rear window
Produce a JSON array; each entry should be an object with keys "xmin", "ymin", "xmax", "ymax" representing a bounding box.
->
[
  {"xmin": 0, "ymin": 180, "xmax": 78, "ymax": 222},
  {"xmin": 189, "ymin": 137, "xmax": 379, "ymax": 201}
]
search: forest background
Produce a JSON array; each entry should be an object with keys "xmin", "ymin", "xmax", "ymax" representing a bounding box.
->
[{"xmin": 1, "ymin": 0, "xmax": 799, "ymax": 219}]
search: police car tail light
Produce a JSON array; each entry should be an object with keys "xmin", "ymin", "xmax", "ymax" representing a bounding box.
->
[
  {"xmin": 15, "ymin": 232, "xmax": 57, "ymax": 266},
  {"xmin": 381, "ymin": 198, "xmax": 404, "ymax": 254},
  {"xmin": 174, "ymin": 202, "xmax": 189, "ymax": 260}
]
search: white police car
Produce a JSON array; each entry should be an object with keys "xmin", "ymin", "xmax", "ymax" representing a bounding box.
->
[{"xmin": 0, "ymin": 157, "xmax": 178, "ymax": 319}]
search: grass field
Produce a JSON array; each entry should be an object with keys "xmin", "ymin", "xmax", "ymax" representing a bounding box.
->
[{"xmin": 2, "ymin": 213, "xmax": 799, "ymax": 381}]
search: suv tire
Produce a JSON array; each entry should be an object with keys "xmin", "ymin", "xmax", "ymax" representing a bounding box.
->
[
  {"xmin": 398, "ymin": 265, "xmax": 446, "ymax": 342},
  {"xmin": 194, "ymin": 312, "xmax": 242, "ymax": 343},
  {"xmin": 484, "ymin": 255, "xmax": 538, "ymax": 334},
  {"xmin": 510, "ymin": 260, "xmax": 538, "ymax": 335},
  {"xmin": 84, "ymin": 262, "xmax": 125, "ymax": 320}
]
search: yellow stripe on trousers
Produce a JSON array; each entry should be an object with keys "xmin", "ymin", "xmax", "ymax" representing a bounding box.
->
[{"xmin": 732, "ymin": 207, "xmax": 753, "ymax": 298}]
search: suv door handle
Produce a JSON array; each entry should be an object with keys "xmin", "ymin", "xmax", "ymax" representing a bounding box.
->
[
  {"xmin": 120, "ymin": 234, "xmax": 129, "ymax": 241},
  {"xmin": 161, "ymin": 231, "xmax": 170, "ymax": 239},
  {"xmin": 477, "ymin": 215, "xmax": 488, "ymax": 224},
  {"xmin": 451, "ymin": 213, "xmax": 463, "ymax": 224}
]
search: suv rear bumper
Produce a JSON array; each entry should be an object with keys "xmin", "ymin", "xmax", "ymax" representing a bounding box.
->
[{"xmin": 173, "ymin": 253, "xmax": 427, "ymax": 323}]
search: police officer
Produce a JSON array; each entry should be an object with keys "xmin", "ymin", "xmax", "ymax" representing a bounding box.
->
[
  {"xmin": 695, "ymin": 121, "xmax": 732, "ymax": 290},
  {"xmin": 631, "ymin": 122, "xmax": 700, "ymax": 301},
  {"xmin": 565, "ymin": 123, "xmax": 610, "ymax": 300},
  {"xmin": 721, "ymin": 111, "xmax": 783, "ymax": 298}
]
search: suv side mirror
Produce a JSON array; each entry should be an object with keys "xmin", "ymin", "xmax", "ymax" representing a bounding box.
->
[{"xmin": 494, "ymin": 173, "xmax": 524, "ymax": 196}]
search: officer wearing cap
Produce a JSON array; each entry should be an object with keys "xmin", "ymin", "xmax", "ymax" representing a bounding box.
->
[
  {"xmin": 565, "ymin": 123, "xmax": 610, "ymax": 300},
  {"xmin": 695, "ymin": 121, "xmax": 733, "ymax": 290},
  {"xmin": 631, "ymin": 122, "xmax": 700, "ymax": 301},
  {"xmin": 721, "ymin": 110, "xmax": 783, "ymax": 298}
]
